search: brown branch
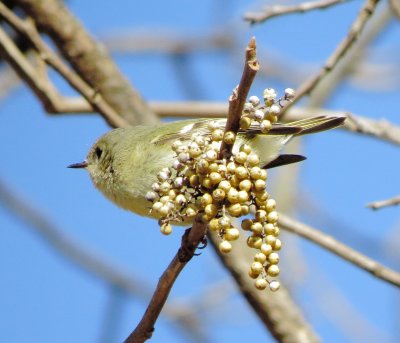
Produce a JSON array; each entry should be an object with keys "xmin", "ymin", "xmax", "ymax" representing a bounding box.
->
[
  {"xmin": 278, "ymin": 214, "xmax": 400, "ymax": 288},
  {"xmin": 0, "ymin": 3, "xmax": 128, "ymax": 127},
  {"xmin": 125, "ymin": 216, "xmax": 208, "ymax": 343},
  {"xmin": 282, "ymin": 0, "xmax": 381, "ymax": 115},
  {"xmin": 367, "ymin": 195, "xmax": 400, "ymax": 210},
  {"xmin": 244, "ymin": 0, "xmax": 352, "ymax": 24},
  {"xmin": 390, "ymin": 0, "xmax": 400, "ymax": 18},
  {"xmin": 12, "ymin": 0, "xmax": 157, "ymax": 126},
  {"xmin": 219, "ymin": 37, "xmax": 259, "ymax": 160}
]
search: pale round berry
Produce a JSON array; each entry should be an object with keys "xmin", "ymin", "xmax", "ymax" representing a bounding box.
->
[
  {"xmin": 251, "ymin": 222, "xmax": 263, "ymax": 235},
  {"xmin": 269, "ymin": 104, "xmax": 281, "ymax": 115},
  {"xmin": 218, "ymin": 180, "xmax": 231, "ymax": 192},
  {"xmin": 185, "ymin": 207, "xmax": 197, "ymax": 217},
  {"xmin": 256, "ymin": 210, "xmax": 267, "ymax": 222},
  {"xmin": 159, "ymin": 181, "xmax": 171, "ymax": 194},
  {"xmin": 239, "ymin": 117, "xmax": 251, "ymax": 130},
  {"xmin": 189, "ymin": 174, "xmax": 200, "ymax": 187},
  {"xmin": 273, "ymin": 239, "xmax": 282, "ymax": 251},
  {"xmin": 224, "ymin": 228, "xmax": 240, "ymax": 241},
  {"xmin": 267, "ymin": 265, "xmax": 280, "ymax": 277},
  {"xmin": 269, "ymin": 280, "xmax": 280, "ymax": 292},
  {"xmin": 152, "ymin": 201, "xmax": 163, "ymax": 212},
  {"xmin": 239, "ymin": 179, "xmax": 252, "ymax": 192},
  {"xmin": 284, "ymin": 88, "xmax": 295, "ymax": 100},
  {"xmin": 266, "ymin": 235, "xmax": 277, "ymax": 246},
  {"xmin": 239, "ymin": 144, "xmax": 252, "ymax": 154},
  {"xmin": 189, "ymin": 146, "xmax": 202, "ymax": 158},
  {"xmin": 205, "ymin": 204, "xmax": 218, "ymax": 217},
  {"xmin": 209, "ymin": 172, "xmax": 222, "ymax": 185},
  {"xmin": 219, "ymin": 240, "xmax": 232, "ymax": 254},
  {"xmin": 254, "ymin": 252, "xmax": 267, "ymax": 264},
  {"xmin": 260, "ymin": 120, "xmax": 272, "ymax": 133},
  {"xmin": 208, "ymin": 218, "xmax": 221, "ymax": 231},
  {"xmin": 260, "ymin": 243, "xmax": 273, "ymax": 256},
  {"xmin": 264, "ymin": 223, "xmax": 275, "ymax": 235},
  {"xmin": 172, "ymin": 160, "xmax": 183, "ymax": 170},
  {"xmin": 223, "ymin": 131, "xmax": 236, "ymax": 144},
  {"xmin": 250, "ymin": 166, "xmax": 263, "ymax": 179},
  {"xmin": 263, "ymin": 88, "xmax": 277, "ymax": 102},
  {"xmin": 172, "ymin": 140, "xmax": 183, "ymax": 152},
  {"xmin": 250, "ymin": 261, "xmax": 264, "ymax": 275},
  {"xmin": 219, "ymin": 216, "xmax": 231, "ymax": 229},
  {"xmin": 227, "ymin": 188, "xmax": 239, "ymax": 203},
  {"xmin": 151, "ymin": 182, "xmax": 160, "ymax": 192},
  {"xmin": 194, "ymin": 135, "xmax": 206, "ymax": 147},
  {"xmin": 254, "ymin": 109, "xmax": 264, "ymax": 121},
  {"xmin": 208, "ymin": 162, "xmax": 219, "ymax": 172},
  {"xmin": 159, "ymin": 205, "xmax": 170, "ymax": 217},
  {"xmin": 226, "ymin": 161, "xmax": 237, "ymax": 173},
  {"xmin": 173, "ymin": 177, "xmax": 184, "ymax": 189},
  {"xmin": 178, "ymin": 152, "xmax": 190, "ymax": 163},
  {"xmin": 254, "ymin": 179, "xmax": 266, "ymax": 191},
  {"xmin": 248, "ymin": 269, "xmax": 259, "ymax": 279},
  {"xmin": 201, "ymin": 177, "xmax": 212, "ymax": 189},
  {"xmin": 235, "ymin": 166, "xmax": 248, "ymax": 179},
  {"xmin": 267, "ymin": 211, "xmax": 279, "ymax": 224},
  {"xmin": 255, "ymin": 278, "xmax": 268, "ymax": 290},
  {"xmin": 228, "ymin": 203, "xmax": 242, "ymax": 217},
  {"xmin": 247, "ymin": 236, "xmax": 263, "ymax": 249},
  {"xmin": 200, "ymin": 193, "xmax": 213, "ymax": 207},
  {"xmin": 249, "ymin": 95, "xmax": 260, "ymax": 107},
  {"xmin": 235, "ymin": 152, "xmax": 248, "ymax": 164},
  {"xmin": 205, "ymin": 149, "xmax": 218, "ymax": 162},
  {"xmin": 268, "ymin": 252, "xmax": 280, "ymax": 264},
  {"xmin": 241, "ymin": 219, "xmax": 253, "ymax": 231},
  {"xmin": 160, "ymin": 223, "xmax": 173, "ymax": 235},
  {"xmin": 241, "ymin": 205, "xmax": 250, "ymax": 215},
  {"xmin": 211, "ymin": 129, "xmax": 224, "ymax": 141},
  {"xmin": 247, "ymin": 154, "xmax": 260, "ymax": 166},
  {"xmin": 175, "ymin": 194, "xmax": 187, "ymax": 206},
  {"xmin": 145, "ymin": 191, "xmax": 157, "ymax": 202},
  {"xmin": 266, "ymin": 198, "xmax": 276, "ymax": 212},
  {"xmin": 212, "ymin": 188, "xmax": 226, "ymax": 201},
  {"xmin": 237, "ymin": 190, "xmax": 249, "ymax": 203}
]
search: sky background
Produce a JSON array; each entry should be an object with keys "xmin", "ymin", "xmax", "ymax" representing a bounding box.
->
[{"xmin": 1, "ymin": 0, "xmax": 400, "ymax": 342}]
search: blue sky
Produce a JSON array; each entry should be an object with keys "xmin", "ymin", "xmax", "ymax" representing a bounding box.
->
[{"xmin": 1, "ymin": 1, "xmax": 399, "ymax": 342}]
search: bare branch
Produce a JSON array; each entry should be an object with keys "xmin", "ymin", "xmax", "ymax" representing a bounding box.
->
[
  {"xmin": 367, "ymin": 196, "xmax": 400, "ymax": 210},
  {"xmin": 245, "ymin": 0, "xmax": 352, "ymax": 24},
  {"xmin": 219, "ymin": 36, "xmax": 259, "ymax": 159},
  {"xmin": 390, "ymin": 0, "xmax": 400, "ymax": 18},
  {"xmin": 0, "ymin": 3, "xmax": 127, "ymax": 127},
  {"xmin": 283, "ymin": 0, "xmax": 381, "ymax": 114},
  {"xmin": 278, "ymin": 214, "xmax": 400, "ymax": 288},
  {"xmin": 125, "ymin": 217, "xmax": 208, "ymax": 343},
  {"xmin": 13, "ymin": 0, "xmax": 157, "ymax": 125}
]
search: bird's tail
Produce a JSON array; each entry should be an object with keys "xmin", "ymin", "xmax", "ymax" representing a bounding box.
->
[{"xmin": 286, "ymin": 115, "xmax": 346, "ymax": 136}]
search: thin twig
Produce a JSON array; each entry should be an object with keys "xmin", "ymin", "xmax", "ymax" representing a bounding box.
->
[
  {"xmin": 244, "ymin": 0, "xmax": 352, "ymax": 24},
  {"xmin": 367, "ymin": 196, "xmax": 400, "ymax": 210},
  {"xmin": 282, "ymin": 0, "xmax": 381, "ymax": 115},
  {"xmin": 13, "ymin": 0, "xmax": 157, "ymax": 125},
  {"xmin": 125, "ymin": 217, "xmax": 208, "ymax": 343},
  {"xmin": 0, "ymin": 3, "xmax": 126, "ymax": 128},
  {"xmin": 278, "ymin": 214, "xmax": 400, "ymax": 288},
  {"xmin": 219, "ymin": 37, "xmax": 259, "ymax": 159}
]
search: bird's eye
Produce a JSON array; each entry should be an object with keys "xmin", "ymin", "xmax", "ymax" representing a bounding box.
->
[{"xmin": 95, "ymin": 146, "xmax": 103, "ymax": 159}]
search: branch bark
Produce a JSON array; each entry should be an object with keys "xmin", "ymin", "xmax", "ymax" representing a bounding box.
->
[{"xmin": 12, "ymin": 0, "xmax": 158, "ymax": 125}]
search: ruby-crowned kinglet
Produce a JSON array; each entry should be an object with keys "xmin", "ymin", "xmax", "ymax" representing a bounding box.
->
[{"xmin": 68, "ymin": 116, "xmax": 344, "ymax": 220}]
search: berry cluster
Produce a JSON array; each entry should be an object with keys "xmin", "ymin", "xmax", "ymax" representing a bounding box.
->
[{"xmin": 146, "ymin": 88, "xmax": 294, "ymax": 292}]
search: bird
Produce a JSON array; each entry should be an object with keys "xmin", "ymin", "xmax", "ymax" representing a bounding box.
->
[{"xmin": 68, "ymin": 116, "xmax": 345, "ymax": 220}]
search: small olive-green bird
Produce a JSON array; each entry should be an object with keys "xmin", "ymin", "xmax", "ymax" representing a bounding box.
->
[{"xmin": 69, "ymin": 116, "xmax": 344, "ymax": 219}]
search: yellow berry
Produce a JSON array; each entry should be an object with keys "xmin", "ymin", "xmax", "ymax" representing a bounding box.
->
[
  {"xmin": 219, "ymin": 216, "xmax": 231, "ymax": 229},
  {"xmin": 240, "ymin": 117, "xmax": 251, "ymax": 130},
  {"xmin": 209, "ymin": 172, "xmax": 222, "ymax": 185},
  {"xmin": 241, "ymin": 219, "xmax": 253, "ymax": 231},
  {"xmin": 255, "ymin": 278, "xmax": 268, "ymax": 290},
  {"xmin": 212, "ymin": 188, "xmax": 226, "ymax": 201},
  {"xmin": 160, "ymin": 223, "xmax": 173, "ymax": 235},
  {"xmin": 189, "ymin": 175, "xmax": 200, "ymax": 187},
  {"xmin": 260, "ymin": 243, "xmax": 272, "ymax": 256},
  {"xmin": 267, "ymin": 265, "xmax": 280, "ymax": 277},
  {"xmin": 254, "ymin": 179, "xmax": 266, "ymax": 191},
  {"xmin": 211, "ymin": 129, "xmax": 224, "ymax": 141},
  {"xmin": 235, "ymin": 152, "xmax": 248, "ymax": 164},
  {"xmin": 255, "ymin": 210, "xmax": 267, "ymax": 222},
  {"xmin": 266, "ymin": 235, "xmax": 277, "ymax": 246},
  {"xmin": 239, "ymin": 179, "xmax": 252, "ymax": 192},
  {"xmin": 254, "ymin": 252, "xmax": 267, "ymax": 264},
  {"xmin": 250, "ymin": 167, "xmax": 263, "ymax": 180},
  {"xmin": 218, "ymin": 180, "xmax": 231, "ymax": 192},
  {"xmin": 267, "ymin": 211, "xmax": 279, "ymax": 224},
  {"xmin": 185, "ymin": 206, "xmax": 197, "ymax": 217},
  {"xmin": 260, "ymin": 169, "xmax": 268, "ymax": 180},
  {"xmin": 241, "ymin": 205, "xmax": 250, "ymax": 215},
  {"xmin": 247, "ymin": 154, "xmax": 260, "ymax": 167},
  {"xmin": 251, "ymin": 261, "xmax": 264, "ymax": 275},
  {"xmin": 239, "ymin": 144, "xmax": 252, "ymax": 154},
  {"xmin": 237, "ymin": 190, "xmax": 249, "ymax": 203},
  {"xmin": 266, "ymin": 198, "xmax": 276, "ymax": 212},
  {"xmin": 227, "ymin": 161, "xmax": 236, "ymax": 173},
  {"xmin": 251, "ymin": 222, "xmax": 263, "ymax": 235},
  {"xmin": 268, "ymin": 252, "xmax": 280, "ymax": 264},
  {"xmin": 273, "ymin": 239, "xmax": 282, "ymax": 251},
  {"xmin": 200, "ymin": 193, "xmax": 213, "ymax": 207},
  {"xmin": 223, "ymin": 131, "xmax": 236, "ymax": 144},
  {"xmin": 202, "ymin": 177, "xmax": 213, "ymax": 189},
  {"xmin": 248, "ymin": 269, "xmax": 259, "ymax": 279},
  {"xmin": 205, "ymin": 203, "xmax": 218, "ymax": 217},
  {"xmin": 224, "ymin": 228, "xmax": 240, "ymax": 241},
  {"xmin": 227, "ymin": 188, "xmax": 239, "ymax": 203},
  {"xmin": 264, "ymin": 223, "xmax": 275, "ymax": 235},
  {"xmin": 260, "ymin": 119, "xmax": 272, "ymax": 133},
  {"xmin": 235, "ymin": 166, "xmax": 248, "ymax": 179},
  {"xmin": 247, "ymin": 236, "xmax": 262, "ymax": 249},
  {"xmin": 228, "ymin": 203, "xmax": 242, "ymax": 217},
  {"xmin": 208, "ymin": 218, "xmax": 221, "ymax": 231},
  {"xmin": 219, "ymin": 240, "xmax": 232, "ymax": 254}
]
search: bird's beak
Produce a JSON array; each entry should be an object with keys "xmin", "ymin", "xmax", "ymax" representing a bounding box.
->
[{"xmin": 67, "ymin": 161, "xmax": 88, "ymax": 169}]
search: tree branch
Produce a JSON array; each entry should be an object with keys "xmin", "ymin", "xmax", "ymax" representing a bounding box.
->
[
  {"xmin": 367, "ymin": 196, "xmax": 400, "ymax": 210},
  {"xmin": 12, "ymin": 0, "xmax": 157, "ymax": 125},
  {"xmin": 244, "ymin": 0, "xmax": 352, "ymax": 24},
  {"xmin": 278, "ymin": 214, "xmax": 400, "ymax": 288},
  {"xmin": 282, "ymin": 0, "xmax": 381, "ymax": 114}
]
